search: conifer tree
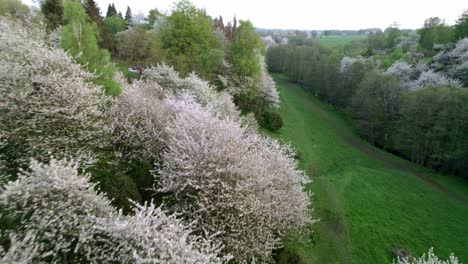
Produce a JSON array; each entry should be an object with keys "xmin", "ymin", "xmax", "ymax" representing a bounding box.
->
[
  {"xmin": 41, "ymin": 0, "xmax": 63, "ymax": 31},
  {"xmin": 124, "ymin": 6, "xmax": 132, "ymax": 23}
]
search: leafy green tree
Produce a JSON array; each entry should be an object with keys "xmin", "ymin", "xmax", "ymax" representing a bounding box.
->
[
  {"xmin": 418, "ymin": 17, "xmax": 454, "ymax": 52},
  {"xmin": 101, "ymin": 15, "xmax": 126, "ymax": 53},
  {"xmin": 230, "ymin": 20, "xmax": 263, "ymax": 77},
  {"xmin": 146, "ymin": 8, "xmax": 162, "ymax": 25},
  {"xmin": 116, "ymin": 25, "xmax": 163, "ymax": 65},
  {"xmin": 41, "ymin": 0, "xmax": 63, "ymax": 31},
  {"xmin": 350, "ymin": 72, "xmax": 403, "ymax": 148},
  {"xmin": 60, "ymin": 0, "xmax": 120, "ymax": 95},
  {"xmin": 454, "ymin": 9, "xmax": 468, "ymax": 40},
  {"xmin": 396, "ymin": 87, "xmax": 468, "ymax": 177},
  {"xmin": 159, "ymin": 0, "xmax": 223, "ymax": 78}
]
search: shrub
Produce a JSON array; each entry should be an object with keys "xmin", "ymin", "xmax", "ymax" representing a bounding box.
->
[{"xmin": 259, "ymin": 111, "xmax": 284, "ymax": 132}]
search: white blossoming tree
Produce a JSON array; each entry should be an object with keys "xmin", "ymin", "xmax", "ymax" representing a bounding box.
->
[
  {"xmin": 409, "ymin": 70, "xmax": 461, "ymax": 91},
  {"xmin": 394, "ymin": 248, "xmax": 460, "ymax": 264},
  {"xmin": 157, "ymin": 98, "xmax": 312, "ymax": 262},
  {"xmin": 259, "ymin": 56, "xmax": 280, "ymax": 107},
  {"xmin": 0, "ymin": 158, "xmax": 225, "ymax": 263},
  {"xmin": 0, "ymin": 18, "xmax": 110, "ymax": 169}
]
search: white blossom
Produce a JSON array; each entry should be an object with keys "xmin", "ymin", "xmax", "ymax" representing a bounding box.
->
[
  {"xmin": 0, "ymin": 158, "xmax": 226, "ymax": 263},
  {"xmin": 394, "ymin": 248, "xmax": 459, "ymax": 264},
  {"xmin": 108, "ymin": 79, "xmax": 172, "ymax": 161},
  {"xmin": 0, "ymin": 18, "xmax": 110, "ymax": 167},
  {"xmin": 0, "ymin": 158, "xmax": 114, "ymax": 262},
  {"xmin": 386, "ymin": 60, "xmax": 413, "ymax": 83},
  {"xmin": 409, "ymin": 70, "xmax": 461, "ymax": 91},
  {"xmin": 157, "ymin": 98, "xmax": 312, "ymax": 262},
  {"xmin": 259, "ymin": 56, "xmax": 280, "ymax": 108}
]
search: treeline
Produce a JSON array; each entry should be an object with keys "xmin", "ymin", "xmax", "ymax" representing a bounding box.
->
[
  {"xmin": 267, "ymin": 12, "xmax": 468, "ymax": 178},
  {"xmin": 4, "ymin": 0, "xmax": 283, "ymax": 130}
]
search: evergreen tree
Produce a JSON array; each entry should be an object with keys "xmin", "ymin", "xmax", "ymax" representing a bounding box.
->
[
  {"xmin": 124, "ymin": 6, "xmax": 132, "ymax": 23},
  {"xmin": 41, "ymin": 0, "xmax": 63, "ymax": 31},
  {"xmin": 84, "ymin": 0, "xmax": 102, "ymax": 27},
  {"xmin": 105, "ymin": 3, "xmax": 116, "ymax": 17}
]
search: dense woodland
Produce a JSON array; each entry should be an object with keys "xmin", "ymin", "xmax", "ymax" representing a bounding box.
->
[
  {"xmin": 267, "ymin": 14, "xmax": 468, "ymax": 178},
  {"xmin": 0, "ymin": 0, "xmax": 465, "ymax": 263}
]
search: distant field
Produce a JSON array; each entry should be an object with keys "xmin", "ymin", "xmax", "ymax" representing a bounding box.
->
[
  {"xmin": 268, "ymin": 74, "xmax": 468, "ymax": 264},
  {"xmin": 317, "ymin": 35, "xmax": 366, "ymax": 49}
]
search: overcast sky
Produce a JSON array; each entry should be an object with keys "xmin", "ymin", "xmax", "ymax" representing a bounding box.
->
[{"xmin": 23, "ymin": 0, "xmax": 467, "ymax": 30}]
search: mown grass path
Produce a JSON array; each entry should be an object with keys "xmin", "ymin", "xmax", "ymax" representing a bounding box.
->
[{"xmin": 268, "ymin": 74, "xmax": 468, "ymax": 264}]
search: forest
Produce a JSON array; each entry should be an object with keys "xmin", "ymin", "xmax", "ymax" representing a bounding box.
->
[
  {"xmin": 0, "ymin": 0, "xmax": 466, "ymax": 263},
  {"xmin": 267, "ymin": 16, "xmax": 468, "ymax": 178}
]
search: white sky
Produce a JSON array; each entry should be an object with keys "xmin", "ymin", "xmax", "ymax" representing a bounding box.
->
[{"xmin": 22, "ymin": 0, "xmax": 467, "ymax": 30}]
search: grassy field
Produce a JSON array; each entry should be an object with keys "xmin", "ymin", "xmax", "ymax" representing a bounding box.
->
[
  {"xmin": 268, "ymin": 74, "xmax": 468, "ymax": 264},
  {"xmin": 316, "ymin": 35, "xmax": 366, "ymax": 49}
]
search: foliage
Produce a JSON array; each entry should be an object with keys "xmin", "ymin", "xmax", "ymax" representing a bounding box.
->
[
  {"xmin": 0, "ymin": 17, "xmax": 110, "ymax": 170},
  {"xmin": 418, "ymin": 17, "xmax": 454, "ymax": 52},
  {"xmin": 60, "ymin": 1, "xmax": 120, "ymax": 95},
  {"xmin": 267, "ymin": 74, "xmax": 468, "ymax": 264},
  {"xmin": 116, "ymin": 26, "xmax": 163, "ymax": 65},
  {"xmin": 158, "ymin": 0, "xmax": 223, "ymax": 78},
  {"xmin": 394, "ymin": 248, "xmax": 459, "ymax": 264},
  {"xmin": 454, "ymin": 10, "xmax": 468, "ymax": 40},
  {"xmin": 259, "ymin": 110, "xmax": 284, "ymax": 132},
  {"xmin": 41, "ymin": 0, "xmax": 63, "ymax": 31},
  {"xmin": 230, "ymin": 20, "xmax": 263, "ymax": 77},
  {"xmin": 157, "ymin": 97, "xmax": 312, "ymax": 261},
  {"xmin": 102, "ymin": 15, "xmax": 127, "ymax": 53},
  {"xmin": 124, "ymin": 6, "xmax": 132, "ymax": 24},
  {"xmin": 105, "ymin": 3, "xmax": 117, "ymax": 18},
  {"xmin": 350, "ymin": 72, "xmax": 404, "ymax": 148},
  {"xmin": 395, "ymin": 87, "xmax": 468, "ymax": 177}
]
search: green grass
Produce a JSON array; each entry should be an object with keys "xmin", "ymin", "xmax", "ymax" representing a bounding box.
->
[
  {"xmin": 268, "ymin": 74, "xmax": 468, "ymax": 264},
  {"xmin": 316, "ymin": 35, "xmax": 366, "ymax": 49}
]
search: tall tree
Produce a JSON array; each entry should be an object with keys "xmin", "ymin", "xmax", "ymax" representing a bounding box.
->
[
  {"xmin": 105, "ymin": 3, "xmax": 116, "ymax": 17},
  {"xmin": 61, "ymin": 0, "xmax": 120, "ymax": 95},
  {"xmin": 146, "ymin": 8, "xmax": 161, "ymax": 26},
  {"xmin": 124, "ymin": 6, "xmax": 132, "ymax": 23},
  {"xmin": 229, "ymin": 20, "xmax": 263, "ymax": 77},
  {"xmin": 454, "ymin": 9, "xmax": 468, "ymax": 40},
  {"xmin": 83, "ymin": 0, "xmax": 102, "ymax": 27},
  {"xmin": 41, "ymin": 0, "xmax": 63, "ymax": 31},
  {"xmin": 159, "ymin": 0, "xmax": 223, "ymax": 78}
]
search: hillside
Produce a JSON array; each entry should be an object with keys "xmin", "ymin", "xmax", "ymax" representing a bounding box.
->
[{"xmin": 269, "ymin": 74, "xmax": 468, "ymax": 264}]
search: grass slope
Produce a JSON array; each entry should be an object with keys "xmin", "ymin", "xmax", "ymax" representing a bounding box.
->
[
  {"xmin": 316, "ymin": 35, "xmax": 366, "ymax": 49},
  {"xmin": 268, "ymin": 74, "xmax": 468, "ymax": 264}
]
